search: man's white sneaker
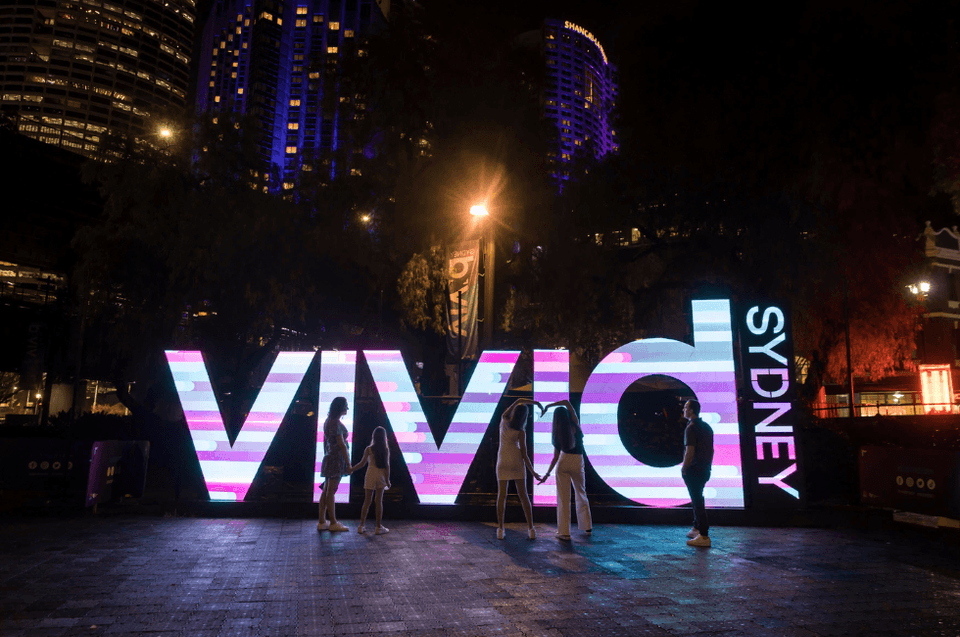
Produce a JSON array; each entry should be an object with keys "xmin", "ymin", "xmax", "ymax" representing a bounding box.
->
[
  {"xmin": 686, "ymin": 534, "xmax": 711, "ymax": 548},
  {"xmin": 686, "ymin": 528, "xmax": 700, "ymax": 539}
]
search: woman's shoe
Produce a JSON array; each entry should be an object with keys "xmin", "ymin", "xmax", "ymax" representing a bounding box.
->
[
  {"xmin": 375, "ymin": 526, "xmax": 390, "ymax": 535},
  {"xmin": 497, "ymin": 527, "xmax": 504, "ymax": 540},
  {"xmin": 357, "ymin": 525, "xmax": 365, "ymax": 534},
  {"xmin": 528, "ymin": 527, "xmax": 537, "ymax": 540},
  {"xmin": 329, "ymin": 522, "xmax": 349, "ymax": 532},
  {"xmin": 317, "ymin": 521, "xmax": 329, "ymax": 532},
  {"xmin": 557, "ymin": 534, "xmax": 571, "ymax": 541}
]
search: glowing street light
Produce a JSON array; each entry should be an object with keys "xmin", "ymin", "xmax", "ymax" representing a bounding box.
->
[
  {"xmin": 908, "ymin": 281, "xmax": 931, "ymax": 298},
  {"xmin": 158, "ymin": 126, "xmax": 173, "ymax": 139},
  {"xmin": 470, "ymin": 204, "xmax": 489, "ymax": 217}
]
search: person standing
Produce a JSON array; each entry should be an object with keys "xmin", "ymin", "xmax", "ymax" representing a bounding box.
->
[
  {"xmin": 538, "ymin": 400, "xmax": 592, "ymax": 541},
  {"xmin": 351, "ymin": 426, "xmax": 392, "ymax": 535},
  {"xmin": 682, "ymin": 399, "xmax": 714, "ymax": 547},
  {"xmin": 496, "ymin": 398, "xmax": 542, "ymax": 540},
  {"xmin": 318, "ymin": 397, "xmax": 352, "ymax": 532}
]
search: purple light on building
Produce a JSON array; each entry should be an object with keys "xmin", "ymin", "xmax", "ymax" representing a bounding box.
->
[
  {"xmin": 196, "ymin": 0, "xmax": 387, "ymax": 187},
  {"xmin": 541, "ymin": 18, "xmax": 618, "ymax": 183}
]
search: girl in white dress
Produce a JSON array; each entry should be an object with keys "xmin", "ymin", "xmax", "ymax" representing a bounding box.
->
[
  {"xmin": 496, "ymin": 398, "xmax": 543, "ymax": 540},
  {"xmin": 351, "ymin": 426, "xmax": 391, "ymax": 535}
]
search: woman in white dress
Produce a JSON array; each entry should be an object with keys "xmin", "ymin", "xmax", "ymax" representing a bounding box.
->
[{"xmin": 496, "ymin": 398, "xmax": 543, "ymax": 540}]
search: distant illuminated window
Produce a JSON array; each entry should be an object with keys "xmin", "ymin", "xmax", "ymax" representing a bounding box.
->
[
  {"xmin": 296, "ymin": 6, "xmax": 308, "ymax": 14},
  {"xmin": 329, "ymin": 21, "xmax": 339, "ymax": 29},
  {"xmin": 327, "ymin": 46, "xmax": 338, "ymax": 54},
  {"xmin": 289, "ymin": 99, "xmax": 300, "ymax": 106},
  {"xmin": 284, "ymin": 182, "xmax": 294, "ymax": 189},
  {"xmin": 313, "ymin": 14, "xmax": 323, "ymax": 22},
  {"xmin": 296, "ymin": 19, "xmax": 306, "ymax": 26},
  {"xmin": 214, "ymin": 96, "xmax": 220, "ymax": 102},
  {"xmin": 286, "ymin": 146, "xmax": 297, "ymax": 153},
  {"xmin": 288, "ymin": 122, "xmax": 298, "ymax": 129},
  {"xmin": 344, "ymin": 29, "xmax": 354, "ymax": 37},
  {"xmin": 237, "ymin": 88, "xmax": 243, "ymax": 94}
]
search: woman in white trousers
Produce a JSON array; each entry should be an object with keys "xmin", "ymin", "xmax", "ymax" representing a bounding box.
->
[{"xmin": 538, "ymin": 400, "xmax": 592, "ymax": 540}]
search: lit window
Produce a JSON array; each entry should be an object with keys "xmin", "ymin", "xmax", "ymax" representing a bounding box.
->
[
  {"xmin": 290, "ymin": 99, "xmax": 300, "ymax": 106},
  {"xmin": 231, "ymin": 72, "xmax": 237, "ymax": 78},
  {"xmin": 284, "ymin": 182, "xmax": 294, "ymax": 189},
  {"xmin": 288, "ymin": 122, "xmax": 298, "ymax": 130},
  {"xmin": 308, "ymin": 72, "xmax": 319, "ymax": 79},
  {"xmin": 313, "ymin": 14, "xmax": 323, "ymax": 22},
  {"xmin": 350, "ymin": 168, "xmax": 361, "ymax": 176},
  {"xmin": 329, "ymin": 21, "xmax": 339, "ymax": 29},
  {"xmin": 327, "ymin": 46, "xmax": 338, "ymax": 54},
  {"xmin": 209, "ymin": 80, "xmax": 214, "ymax": 87},
  {"xmin": 244, "ymin": 19, "xmax": 249, "ymax": 26},
  {"xmin": 344, "ymin": 29, "xmax": 354, "ymax": 37},
  {"xmin": 236, "ymin": 26, "xmax": 241, "ymax": 34},
  {"xmin": 296, "ymin": 19, "xmax": 306, "ymax": 26},
  {"xmin": 214, "ymin": 95, "xmax": 220, "ymax": 102},
  {"xmin": 296, "ymin": 6, "xmax": 308, "ymax": 14},
  {"xmin": 286, "ymin": 146, "xmax": 297, "ymax": 153},
  {"xmin": 237, "ymin": 88, "xmax": 243, "ymax": 94},
  {"xmin": 277, "ymin": 18, "xmax": 282, "ymax": 25}
]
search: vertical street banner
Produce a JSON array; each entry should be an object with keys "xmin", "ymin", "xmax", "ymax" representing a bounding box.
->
[{"xmin": 446, "ymin": 240, "xmax": 480, "ymax": 360}]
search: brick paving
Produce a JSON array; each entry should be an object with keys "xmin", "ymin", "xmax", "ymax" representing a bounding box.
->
[{"xmin": 1, "ymin": 515, "xmax": 959, "ymax": 636}]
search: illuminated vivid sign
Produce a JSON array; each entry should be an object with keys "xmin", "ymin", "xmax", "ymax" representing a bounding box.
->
[
  {"xmin": 562, "ymin": 21, "xmax": 608, "ymax": 65},
  {"xmin": 166, "ymin": 299, "xmax": 800, "ymax": 508}
]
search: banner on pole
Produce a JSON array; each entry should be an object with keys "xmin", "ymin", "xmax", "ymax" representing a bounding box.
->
[{"xmin": 446, "ymin": 240, "xmax": 479, "ymax": 360}]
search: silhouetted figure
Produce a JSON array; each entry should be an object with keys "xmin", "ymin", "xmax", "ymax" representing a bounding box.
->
[
  {"xmin": 496, "ymin": 398, "xmax": 542, "ymax": 540},
  {"xmin": 538, "ymin": 400, "xmax": 592, "ymax": 540},
  {"xmin": 318, "ymin": 397, "xmax": 352, "ymax": 532},
  {"xmin": 352, "ymin": 426, "xmax": 391, "ymax": 535},
  {"xmin": 682, "ymin": 399, "xmax": 714, "ymax": 547}
]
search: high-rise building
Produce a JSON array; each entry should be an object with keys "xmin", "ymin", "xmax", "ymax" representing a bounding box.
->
[
  {"xmin": 540, "ymin": 18, "xmax": 618, "ymax": 181},
  {"xmin": 196, "ymin": 0, "xmax": 388, "ymax": 189},
  {"xmin": 0, "ymin": 0, "xmax": 195, "ymax": 158}
]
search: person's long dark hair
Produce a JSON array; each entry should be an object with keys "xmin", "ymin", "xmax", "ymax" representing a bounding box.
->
[
  {"xmin": 552, "ymin": 406, "xmax": 580, "ymax": 452},
  {"xmin": 328, "ymin": 396, "xmax": 348, "ymax": 419},
  {"xmin": 371, "ymin": 426, "xmax": 389, "ymax": 469},
  {"xmin": 507, "ymin": 404, "xmax": 529, "ymax": 431}
]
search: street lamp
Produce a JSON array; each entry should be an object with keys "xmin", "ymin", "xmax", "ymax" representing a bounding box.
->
[
  {"xmin": 908, "ymin": 281, "xmax": 931, "ymax": 300},
  {"xmin": 471, "ymin": 202, "xmax": 495, "ymax": 349},
  {"xmin": 470, "ymin": 204, "xmax": 489, "ymax": 217}
]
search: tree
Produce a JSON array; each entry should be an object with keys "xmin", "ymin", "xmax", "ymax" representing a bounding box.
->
[{"xmin": 74, "ymin": 113, "xmax": 379, "ymax": 424}]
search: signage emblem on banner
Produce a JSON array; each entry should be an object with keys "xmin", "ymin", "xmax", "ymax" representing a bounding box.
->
[{"xmin": 165, "ymin": 298, "xmax": 802, "ymax": 507}]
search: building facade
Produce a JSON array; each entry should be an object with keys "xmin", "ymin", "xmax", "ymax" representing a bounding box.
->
[
  {"xmin": 195, "ymin": 0, "xmax": 387, "ymax": 188},
  {"xmin": 0, "ymin": 0, "xmax": 195, "ymax": 157},
  {"xmin": 541, "ymin": 18, "xmax": 618, "ymax": 181}
]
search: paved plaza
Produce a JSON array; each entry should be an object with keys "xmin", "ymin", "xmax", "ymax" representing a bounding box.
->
[{"xmin": 2, "ymin": 514, "xmax": 960, "ymax": 637}]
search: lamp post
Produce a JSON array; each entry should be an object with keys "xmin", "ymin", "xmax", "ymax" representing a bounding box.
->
[{"xmin": 470, "ymin": 204, "xmax": 494, "ymax": 349}]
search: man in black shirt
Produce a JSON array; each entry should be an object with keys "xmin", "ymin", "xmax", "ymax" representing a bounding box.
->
[{"xmin": 682, "ymin": 399, "xmax": 714, "ymax": 547}]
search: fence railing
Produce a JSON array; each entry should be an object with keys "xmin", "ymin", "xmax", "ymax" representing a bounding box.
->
[{"xmin": 811, "ymin": 402, "xmax": 959, "ymax": 418}]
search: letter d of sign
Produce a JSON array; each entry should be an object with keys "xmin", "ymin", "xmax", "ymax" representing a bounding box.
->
[{"xmin": 579, "ymin": 300, "xmax": 745, "ymax": 508}]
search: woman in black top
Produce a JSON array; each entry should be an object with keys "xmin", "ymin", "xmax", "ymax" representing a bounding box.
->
[{"xmin": 538, "ymin": 400, "xmax": 593, "ymax": 540}]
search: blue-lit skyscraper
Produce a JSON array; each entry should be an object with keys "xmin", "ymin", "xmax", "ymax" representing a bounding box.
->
[
  {"xmin": 541, "ymin": 18, "xmax": 618, "ymax": 181},
  {"xmin": 196, "ymin": 0, "xmax": 387, "ymax": 188}
]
